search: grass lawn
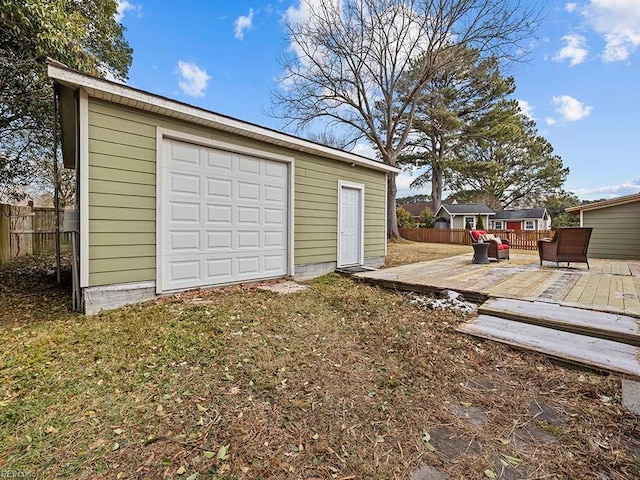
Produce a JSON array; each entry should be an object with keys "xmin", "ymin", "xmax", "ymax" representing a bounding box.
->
[
  {"xmin": 385, "ymin": 240, "xmax": 538, "ymax": 268},
  {"xmin": 1, "ymin": 257, "xmax": 639, "ymax": 479}
]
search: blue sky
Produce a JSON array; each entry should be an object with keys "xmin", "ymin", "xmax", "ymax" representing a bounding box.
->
[{"xmin": 116, "ymin": 0, "xmax": 640, "ymax": 201}]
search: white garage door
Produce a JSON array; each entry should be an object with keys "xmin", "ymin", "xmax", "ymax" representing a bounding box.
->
[{"xmin": 160, "ymin": 138, "xmax": 289, "ymax": 292}]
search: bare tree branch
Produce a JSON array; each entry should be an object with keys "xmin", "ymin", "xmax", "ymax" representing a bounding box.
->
[{"xmin": 271, "ymin": 0, "xmax": 542, "ymax": 238}]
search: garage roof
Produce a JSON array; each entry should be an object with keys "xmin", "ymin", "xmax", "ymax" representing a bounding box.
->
[
  {"xmin": 565, "ymin": 192, "xmax": 640, "ymax": 213},
  {"xmin": 47, "ymin": 60, "xmax": 399, "ymax": 174}
]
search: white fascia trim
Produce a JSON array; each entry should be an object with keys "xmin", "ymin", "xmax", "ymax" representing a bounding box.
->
[
  {"xmin": 155, "ymin": 128, "xmax": 296, "ymax": 293},
  {"xmin": 384, "ymin": 174, "xmax": 388, "ymax": 256},
  {"xmin": 47, "ymin": 64, "xmax": 399, "ymax": 175},
  {"xmin": 155, "ymin": 128, "xmax": 164, "ymax": 294},
  {"xmin": 337, "ymin": 180, "xmax": 366, "ymax": 268},
  {"xmin": 79, "ymin": 88, "xmax": 89, "ymax": 288},
  {"xmin": 288, "ymin": 157, "xmax": 296, "ymax": 274}
]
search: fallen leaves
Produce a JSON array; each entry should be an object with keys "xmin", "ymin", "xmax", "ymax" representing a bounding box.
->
[{"xmin": 421, "ymin": 432, "xmax": 436, "ymax": 452}]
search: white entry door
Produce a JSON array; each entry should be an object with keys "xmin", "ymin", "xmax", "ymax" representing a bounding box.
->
[
  {"xmin": 160, "ymin": 138, "xmax": 289, "ymax": 292},
  {"xmin": 339, "ymin": 185, "xmax": 363, "ymax": 266}
]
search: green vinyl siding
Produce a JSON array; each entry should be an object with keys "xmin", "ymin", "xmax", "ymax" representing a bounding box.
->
[
  {"xmin": 87, "ymin": 98, "xmax": 387, "ymax": 286},
  {"xmin": 583, "ymin": 202, "xmax": 640, "ymax": 259}
]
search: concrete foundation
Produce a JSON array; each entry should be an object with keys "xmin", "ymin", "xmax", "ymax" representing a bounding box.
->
[
  {"xmin": 294, "ymin": 256, "xmax": 384, "ymax": 281},
  {"xmin": 83, "ymin": 257, "xmax": 386, "ymax": 314},
  {"xmin": 83, "ymin": 281, "xmax": 156, "ymax": 315}
]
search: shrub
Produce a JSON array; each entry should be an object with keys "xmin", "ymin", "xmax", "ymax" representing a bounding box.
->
[
  {"xmin": 396, "ymin": 206, "xmax": 416, "ymax": 228},
  {"xmin": 551, "ymin": 213, "xmax": 579, "ymax": 229},
  {"xmin": 476, "ymin": 216, "xmax": 485, "ymax": 230},
  {"xmin": 419, "ymin": 207, "xmax": 434, "ymax": 228}
]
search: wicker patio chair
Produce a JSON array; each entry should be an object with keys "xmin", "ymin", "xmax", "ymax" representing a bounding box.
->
[
  {"xmin": 537, "ymin": 227, "xmax": 593, "ymax": 269},
  {"xmin": 469, "ymin": 230, "xmax": 510, "ymax": 262}
]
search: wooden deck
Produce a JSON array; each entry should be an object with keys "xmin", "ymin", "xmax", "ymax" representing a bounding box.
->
[{"xmin": 356, "ymin": 253, "xmax": 640, "ymax": 317}]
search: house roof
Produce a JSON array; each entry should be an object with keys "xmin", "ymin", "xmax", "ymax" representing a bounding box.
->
[
  {"xmin": 436, "ymin": 203, "xmax": 495, "ymax": 216},
  {"xmin": 47, "ymin": 60, "xmax": 399, "ymax": 174},
  {"xmin": 401, "ymin": 202, "xmax": 432, "ymax": 216},
  {"xmin": 493, "ymin": 209, "xmax": 547, "ymax": 220},
  {"xmin": 400, "ymin": 198, "xmax": 456, "ymax": 216},
  {"xmin": 565, "ymin": 192, "xmax": 640, "ymax": 213}
]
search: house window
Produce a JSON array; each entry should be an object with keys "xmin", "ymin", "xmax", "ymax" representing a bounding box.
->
[
  {"xmin": 524, "ymin": 220, "xmax": 535, "ymax": 230},
  {"xmin": 464, "ymin": 216, "xmax": 476, "ymax": 229},
  {"xmin": 493, "ymin": 220, "xmax": 504, "ymax": 230}
]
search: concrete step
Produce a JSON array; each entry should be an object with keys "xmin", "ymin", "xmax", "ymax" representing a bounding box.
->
[{"xmin": 479, "ymin": 297, "xmax": 640, "ymax": 346}]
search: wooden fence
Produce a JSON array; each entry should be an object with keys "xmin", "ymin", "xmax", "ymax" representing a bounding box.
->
[
  {"xmin": 399, "ymin": 228, "xmax": 552, "ymax": 251},
  {"xmin": 0, "ymin": 205, "xmax": 72, "ymax": 259}
]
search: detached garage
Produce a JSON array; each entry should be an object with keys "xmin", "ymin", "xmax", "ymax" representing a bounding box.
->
[
  {"xmin": 48, "ymin": 62, "xmax": 397, "ymax": 314},
  {"xmin": 566, "ymin": 193, "xmax": 640, "ymax": 260}
]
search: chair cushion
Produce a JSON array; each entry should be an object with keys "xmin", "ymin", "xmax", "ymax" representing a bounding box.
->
[
  {"xmin": 497, "ymin": 244, "xmax": 509, "ymax": 250},
  {"xmin": 471, "ymin": 230, "xmax": 487, "ymax": 241},
  {"xmin": 479, "ymin": 233, "xmax": 496, "ymax": 242}
]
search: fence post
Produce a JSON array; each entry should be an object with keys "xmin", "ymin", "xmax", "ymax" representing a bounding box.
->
[{"xmin": 0, "ymin": 205, "xmax": 9, "ymax": 264}]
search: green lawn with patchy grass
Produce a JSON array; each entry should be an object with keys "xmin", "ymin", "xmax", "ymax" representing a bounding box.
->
[{"xmin": 1, "ymin": 257, "xmax": 638, "ymax": 479}]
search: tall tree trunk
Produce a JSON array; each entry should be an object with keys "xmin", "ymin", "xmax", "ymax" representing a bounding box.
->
[
  {"xmin": 387, "ymin": 172, "xmax": 400, "ymax": 239},
  {"xmin": 431, "ymin": 162, "xmax": 443, "ymax": 214}
]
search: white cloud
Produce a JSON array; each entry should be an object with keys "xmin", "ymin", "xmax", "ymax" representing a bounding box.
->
[
  {"xmin": 351, "ymin": 143, "xmax": 377, "ymax": 159},
  {"xmin": 234, "ymin": 8, "xmax": 255, "ymax": 40},
  {"xmin": 583, "ymin": 0, "xmax": 640, "ymax": 62},
  {"xmin": 395, "ymin": 171, "xmax": 417, "ymax": 194},
  {"xmin": 565, "ymin": 3, "xmax": 578, "ymax": 13},
  {"xmin": 545, "ymin": 117, "xmax": 557, "ymax": 126},
  {"xmin": 551, "ymin": 95, "xmax": 592, "ymax": 122},
  {"xmin": 571, "ymin": 179, "xmax": 640, "ymax": 199},
  {"xmin": 517, "ymin": 99, "xmax": 535, "ymax": 121},
  {"xmin": 177, "ymin": 61, "xmax": 211, "ymax": 98},
  {"xmin": 115, "ymin": 0, "xmax": 141, "ymax": 22},
  {"xmin": 553, "ymin": 34, "xmax": 588, "ymax": 66}
]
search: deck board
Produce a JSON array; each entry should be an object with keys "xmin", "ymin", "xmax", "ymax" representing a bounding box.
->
[
  {"xmin": 356, "ymin": 253, "xmax": 640, "ymax": 317},
  {"xmin": 479, "ymin": 298, "xmax": 640, "ymax": 345},
  {"xmin": 457, "ymin": 315, "xmax": 640, "ymax": 377}
]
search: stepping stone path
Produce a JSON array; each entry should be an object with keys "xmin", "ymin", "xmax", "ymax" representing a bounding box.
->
[
  {"xmin": 411, "ymin": 465, "xmax": 448, "ymax": 480},
  {"xmin": 410, "ymin": 376, "xmax": 572, "ymax": 479}
]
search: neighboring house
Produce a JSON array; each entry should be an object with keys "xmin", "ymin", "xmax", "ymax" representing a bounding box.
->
[
  {"xmin": 490, "ymin": 209, "xmax": 551, "ymax": 231},
  {"xmin": 434, "ymin": 203, "xmax": 494, "ymax": 229},
  {"xmin": 48, "ymin": 62, "xmax": 398, "ymax": 314},
  {"xmin": 401, "ymin": 198, "xmax": 457, "ymax": 223},
  {"xmin": 565, "ymin": 193, "xmax": 640, "ymax": 260}
]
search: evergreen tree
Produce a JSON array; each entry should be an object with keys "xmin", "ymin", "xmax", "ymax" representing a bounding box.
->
[
  {"xmin": 399, "ymin": 46, "xmax": 517, "ymax": 214},
  {"xmin": 448, "ymin": 114, "xmax": 568, "ymax": 209}
]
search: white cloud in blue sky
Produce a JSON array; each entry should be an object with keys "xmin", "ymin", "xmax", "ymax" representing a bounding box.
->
[
  {"xmin": 549, "ymin": 95, "xmax": 592, "ymax": 124},
  {"xmin": 115, "ymin": 0, "xmax": 141, "ymax": 23},
  {"xmin": 234, "ymin": 8, "xmax": 255, "ymax": 40},
  {"xmin": 584, "ymin": 0, "xmax": 640, "ymax": 62},
  {"xmin": 553, "ymin": 34, "xmax": 588, "ymax": 66},
  {"xmin": 566, "ymin": 0, "xmax": 640, "ymax": 62},
  {"xmin": 517, "ymin": 100, "xmax": 535, "ymax": 121},
  {"xmin": 565, "ymin": 3, "xmax": 578, "ymax": 13},
  {"xmin": 177, "ymin": 61, "xmax": 211, "ymax": 98},
  {"xmin": 572, "ymin": 179, "xmax": 640, "ymax": 199}
]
